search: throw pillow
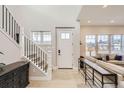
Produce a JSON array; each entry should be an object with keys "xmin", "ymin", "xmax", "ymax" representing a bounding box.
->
[{"xmin": 109, "ymin": 54, "xmax": 116, "ymax": 60}]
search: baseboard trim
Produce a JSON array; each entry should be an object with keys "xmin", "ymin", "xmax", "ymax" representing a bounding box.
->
[
  {"xmin": 52, "ymin": 66, "xmax": 58, "ymax": 70},
  {"xmin": 53, "ymin": 66, "xmax": 78, "ymax": 70},
  {"xmin": 73, "ymin": 67, "xmax": 78, "ymax": 71},
  {"xmin": 29, "ymin": 76, "xmax": 49, "ymax": 81}
]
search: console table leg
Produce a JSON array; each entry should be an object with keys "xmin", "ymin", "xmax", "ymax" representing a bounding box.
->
[
  {"xmin": 102, "ymin": 76, "xmax": 104, "ymax": 88},
  {"xmin": 115, "ymin": 75, "xmax": 118, "ymax": 88},
  {"xmin": 93, "ymin": 69, "xmax": 94, "ymax": 85},
  {"xmin": 84, "ymin": 64, "xmax": 87, "ymax": 84}
]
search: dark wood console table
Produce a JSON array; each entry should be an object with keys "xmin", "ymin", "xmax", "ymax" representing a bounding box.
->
[
  {"xmin": 0, "ymin": 61, "xmax": 29, "ymax": 88},
  {"xmin": 84, "ymin": 60, "xmax": 118, "ymax": 88}
]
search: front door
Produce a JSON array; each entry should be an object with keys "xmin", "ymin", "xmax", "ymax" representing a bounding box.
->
[{"xmin": 57, "ymin": 29, "xmax": 73, "ymax": 68}]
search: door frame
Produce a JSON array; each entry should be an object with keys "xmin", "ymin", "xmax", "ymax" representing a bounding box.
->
[{"xmin": 56, "ymin": 27, "xmax": 74, "ymax": 69}]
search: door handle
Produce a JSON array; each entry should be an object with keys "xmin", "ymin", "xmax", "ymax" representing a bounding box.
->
[{"xmin": 58, "ymin": 50, "xmax": 61, "ymax": 55}]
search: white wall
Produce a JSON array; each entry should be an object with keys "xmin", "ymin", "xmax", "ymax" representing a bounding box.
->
[
  {"xmin": 80, "ymin": 26, "xmax": 124, "ymax": 56},
  {"xmin": 10, "ymin": 5, "xmax": 81, "ymax": 69},
  {"xmin": 0, "ymin": 5, "xmax": 21, "ymax": 64},
  {"xmin": 0, "ymin": 29, "xmax": 21, "ymax": 64},
  {"xmin": 0, "ymin": 6, "xmax": 2, "ymax": 28}
]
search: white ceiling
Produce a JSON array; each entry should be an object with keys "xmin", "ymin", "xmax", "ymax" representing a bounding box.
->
[
  {"xmin": 79, "ymin": 5, "xmax": 124, "ymax": 26},
  {"xmin": 12, "ymin": 5, "xmax": 81, "ymax": 27}
]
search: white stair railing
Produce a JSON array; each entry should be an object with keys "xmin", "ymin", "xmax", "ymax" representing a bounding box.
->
[
  {"xmin": 0, "ymin": 5, "xmax": 52, "ymax": 79},
  {"xmin": 22, "ymin": 34, "xmax": 49, "ymax": 73},
  {"xmin": 0, "ymin": 5, "xmax": 20, "ymax": 45}
]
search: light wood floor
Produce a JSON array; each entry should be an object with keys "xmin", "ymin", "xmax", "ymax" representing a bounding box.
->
[{"xmin": 27, "ymin": 69, "xmax": 88, "ymax": 88}]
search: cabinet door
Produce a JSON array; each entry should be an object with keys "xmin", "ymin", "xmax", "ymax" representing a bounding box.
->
[
  {"xmin": 0, "ymin": 76, "xmax": 4, "ymax": 88},
  {"xmin": 20, "ymin": 66, "xmax": 29, "ymax": 87},
  {"xmin": 0, "ymin": 63, "xmax": 29, "ymax": 88},
  {"xmin": 13, "ymin": 67, "xmax": 23, "ymax": 88},
  {"xmin": 0, "ymin": 72, "xmax": 14, "ymax": 88},
  {"xmin": 13, "ymin": 64, "xmax": 29, "ymax": 88}
]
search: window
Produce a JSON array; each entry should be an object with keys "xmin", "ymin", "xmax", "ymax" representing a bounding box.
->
[
  {"xmin": 85, "ymin": 34, "xmax": 124, "ymax": 56},
  {"xmin": 32, "ymin": 32, "xmax": 41, "ymax": 43},
  {"xmin": 122, "ymin": 35, "xmax": 124, "ymax": 52},
  {"xmin": 61, "ymin": 33, "xmax": 70, "ymax": 39},
  {"xmin": 98, "ymin": 35, "xmax": 109, "ymax": 54},
  {"xmin": 32, "ymin": 31, "xmax": 51, "ymax": 45},
  {"xmin": 85, "ymin": 35, "xmax": 96, "ymax": 56},
  {"xmin": 111, "ymin": 35, "xmax": 121, "ymax": 53},
  {"xmin": 43, "ymin": 32, "xmax": 51, "ymax": 42}
]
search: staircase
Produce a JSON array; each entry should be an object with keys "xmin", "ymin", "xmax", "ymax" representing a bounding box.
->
[
  {"xmin": 0, "ymin": 5, "xmax": 20, "ymax": 45},
  {"xmin": 0, "ymin": 5, "xmax": 51, "ymax": 80},
  {"xmin": 21, "ymin": 34, "xmax": 49, "ymax": 75}
]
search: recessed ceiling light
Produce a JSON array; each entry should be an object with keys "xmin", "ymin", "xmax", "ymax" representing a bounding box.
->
[
  {"xmin": 110, "ymin": 20, "xmax": 115, "ymax": 23},
  {"xmin": 102, "ymin": 5, "xmax": 108, "ymax": 8},
  {"xmin": 88, "ymin": 20, "xmax": 91, "ymax": 23}
]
